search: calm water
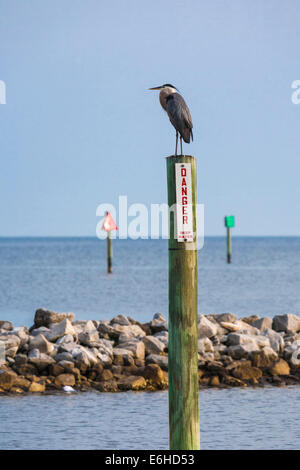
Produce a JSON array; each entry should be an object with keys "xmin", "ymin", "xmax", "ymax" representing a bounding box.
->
[
  {"xmin": 0, "ymin": 236, "xmax": 300, "ymax": 326},
  {"xmin": 1, "ymin": 236, "xmax": 300, "ymax": 450},
  {"xmin": 1, "ymin": 387, "xmax": 300, "ymax": 450}
]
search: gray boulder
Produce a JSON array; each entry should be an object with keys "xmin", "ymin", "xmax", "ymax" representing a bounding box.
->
[
  {"xmin": 143, "ymin": 336, "xmax": 165, "ymax": 355},
  {"xmin": 13, "ymin": 354, "xmax": 28, "ymax": 371},
  {"xmin": 58, "ymin": 341, "xmax": 78, "ymax": 354},
  {"xmin": 56, "ymin": 334, "xmax": 74, "ymax": 345},
  {"xmin": 198, "ymin": 315, "xmax": 217, "ymax": 338},
  {"xmin": 73, "ymin": 320, "xmax": 95, "ymax": 335},
  {"xmin": 283, "ymin": 339, "xmax": 300, "ymax": 360},
  {"xmin": 153, "ymin": 331, "xmax": 168, "ymax": 348},
  {"xmin": 227, "ymin": 333, "xmax": 269, "ymax": 349},
  {"xmin": 150, "ymin": 313, "xmax": 168, "ymax": 333},
  {"xmin": 8, "ymin": 327, "xmax": 29, "ymax": 347},
  {"xmin": 78, "ymin": 329, "xmax": 99, "ymax": 346},
  {"xmin": 28, "ymin": 349, "xmax": 55, "ymax": 371},
  {"xmin": 110, "ymin": 315, "xmax": 131, "ymax": 326},
  {"xmin": 146, "ymin": 354, "xmax": 168, "ymax": 371},
  {"xmin": 198, "ymin": 337, "xmax": 214, "ymax": 355},
  {"xmin": 97, "ymin": 352, "xmax": 113, "ymax": 367},
  {"xmin": 117, "ymin": 340, "xmax": 145, "ymax": 360},
  {"xmin": 28, "ymin": 334, "xmax": 54, "ymax": 355},
  {"xmin": 34, "ymin": 308, "xmax": 75, "ymax": 328},
  {"xmin": 0, "ymin": 342, "xmax": 5, "ymax": 364},
  {"xmin": 261, "ymin": 328, "xmax": 284, "ymax": 353},
  {"xmin": 98, "ymin": 321, "xmax": 123, "ymax": 339},
  {"xmin": 30, "ymin": 326, "xmax": 51, "ymax": 337},
  {"xmin": 71, "ymin": 345, "xmax": 98, "ymax": 368},
  {"xmin": 98, "ymin": 322, "xmax": 145, "ymax": 340},
  {"xmin": 0, "ymin": 321, "xmax": 13, "ymax": 331},
  {"xmin": 235, "ymin": 320, "xmax": 260, "ymax": 335},
  {"xmin": 118, "ymin": 324, "xmax": 146, "ymax": 338},
  {"xmin": 113, "ymin": 347, "xmax": 135, "ymax": 365},
  {"xmin": 96, "ymin": 338, "xmax": 113, "ymax": 356},
  {"xmin": 252, "ymin": 317, "xmax": 273, "ymax": 331},
  {"xmin": 209, "ymin": 313, "xmax": 237, "ymax": 324},
  {"xmin": 1, "ymin": 327, "xmax": 29, "ymax": 350},
  {"xmin": 221, "ymin": 320, "xmax": 259, "ymax": 335},
  {"xmin": 57, "ymin": 360, "xmax": 75, "ymax": 370},
  {"xmin": 213, "ymin": 344, "xmax": 228, "ymax": 355},
  {"xmin": 289, "ymin": 347, "xmax": 300, "ymax": 368},
  {"xmin": 272, "ymin": 314, "xmax": 300, "ymax": 334},
  {"xmin": 227, "ymin": 343, "xmax": 260, "ymax": 359},
  {"xmin": 259, "ymin": 346, "xmax": 278, "ymax": 363},
  {"xmin": 113, "ymin": 347, "xmax": 134, "ymax": 357},
  {"xmin": 54, "ymin": 352, "xmax": 74, "ymax": 363},
  {"xmin": 0, "ymin": 334, "xmax": 21, "ymax": 358},
  {"xmin": 45, "ymin": 319, "xmax": 77, "ymax": 342}
]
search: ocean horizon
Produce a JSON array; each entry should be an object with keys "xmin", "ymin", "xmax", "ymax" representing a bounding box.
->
[{"xmin": 1, "ymin": 236, "xmax": 300, "ymax": 327}]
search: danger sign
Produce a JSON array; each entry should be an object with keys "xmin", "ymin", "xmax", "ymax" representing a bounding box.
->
[{"xmin": 175, "ymin": 163, "xmax": 194, "ymax": 242}]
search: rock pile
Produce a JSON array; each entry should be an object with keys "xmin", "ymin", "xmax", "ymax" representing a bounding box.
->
[{"xmin": 1, "ymin": 309, "xmax": 300, "ymax": 394}]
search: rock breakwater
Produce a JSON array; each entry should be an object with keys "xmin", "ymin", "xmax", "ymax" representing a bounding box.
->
[{"xmin": 1, "ymin": 309, "xmax": 300, "ymax": 394}]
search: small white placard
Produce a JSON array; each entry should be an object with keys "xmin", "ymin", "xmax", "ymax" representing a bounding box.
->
[{"xmin": 175, "ymin": 163, "xmax": 194, "ymax": 242}]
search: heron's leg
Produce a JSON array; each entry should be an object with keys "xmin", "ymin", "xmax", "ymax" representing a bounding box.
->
[
  {"xmin": 180, "ymin": 136, "xmax": 183, "ymax": 155},
  {"xmin": 175, "ymin": 131, "xmax": 178, "ymax": 156}
]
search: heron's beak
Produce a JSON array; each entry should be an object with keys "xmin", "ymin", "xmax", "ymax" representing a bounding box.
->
[{"xmin": 149, "ymin": 86, "xmax": 162, "ymax": 90}]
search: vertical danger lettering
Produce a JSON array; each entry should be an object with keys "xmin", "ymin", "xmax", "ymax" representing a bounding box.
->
[{"xmin": 175, "ymin": 163, "xmax": 194, "ymax": 241}]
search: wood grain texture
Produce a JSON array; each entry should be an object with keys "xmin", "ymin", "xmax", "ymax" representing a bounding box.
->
[
  {"xmin": 166, "ymin": 155, "xmax": 200, "ymax": 450},
  {"xmin": 227, "ymin": 227, "xmax": 232, "ymax": 264},
  {"xmin": 107, "ymin": 231, "xmax": 112, "ymax": 274}
]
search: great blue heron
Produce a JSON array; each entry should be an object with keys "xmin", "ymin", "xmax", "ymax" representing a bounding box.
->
[{"xmin": 149, "ymin": 84, "xmax": 193, "ymax": 156}]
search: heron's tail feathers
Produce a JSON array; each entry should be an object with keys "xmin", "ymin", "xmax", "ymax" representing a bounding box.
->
[{"xmin": 182, "ymin": 128, "xmax": 193, "ymax": 143}]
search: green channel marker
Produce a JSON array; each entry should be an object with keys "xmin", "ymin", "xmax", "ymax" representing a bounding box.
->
[{"xmin": 224, "ymin": 216, "xmax": 235, "ymax": 263}]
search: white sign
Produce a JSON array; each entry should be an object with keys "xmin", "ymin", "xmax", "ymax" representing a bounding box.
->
[
  {"xmin": 175, "ymin": 163, "xmax": 194, "ymax": 242},
  {"xmin": 0, "ymin": 80, "xmax": 6, "ymax": 104}
]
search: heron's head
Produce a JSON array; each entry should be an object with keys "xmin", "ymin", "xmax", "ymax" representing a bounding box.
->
[{"xmin": 149, "ymin": 84, "xmax": 178, "ymax": 94}]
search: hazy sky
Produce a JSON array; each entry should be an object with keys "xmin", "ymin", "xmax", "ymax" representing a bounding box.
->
[{"xmin": 1, "ymin": 0, "xmax": 299, "ymax": 236}]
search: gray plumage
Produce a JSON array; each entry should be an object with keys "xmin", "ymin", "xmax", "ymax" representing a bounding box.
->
[
  {"xmin": 165, "ymin": 93, "xmax": 193, "ymax": 143},
  {"xmin": 149, "ymin": 83, "xmax": 193, "ymax": 155}
]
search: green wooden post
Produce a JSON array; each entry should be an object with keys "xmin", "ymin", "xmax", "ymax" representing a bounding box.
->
[
  {"xmin": 107, "ymin": 231, "xmax": 112, "ymax": 274},
  {"xmin": 224, "ymin": 216, "xmax": 234, "ymax": 264},
  {"xmin": 166, "ymin": 154, "xmax": 200, "ymax": 450}
]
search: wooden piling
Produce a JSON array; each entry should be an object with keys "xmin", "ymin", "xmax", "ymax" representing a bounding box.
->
[
  {"xmin": 166, "ymin": 154, "xmax": 200, "ymax": 450},
  {"xmin": 227, "ymin": 227, "xmax": 232, "ymax": 264},
  {"xmin": 107, "ymin": 231, "xmax": 112, "ymax": 274}
]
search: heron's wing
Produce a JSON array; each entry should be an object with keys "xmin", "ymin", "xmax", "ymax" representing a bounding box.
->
[{"xmin": 166, "ymin": 93, "xmax": 193, "ymax": 143}]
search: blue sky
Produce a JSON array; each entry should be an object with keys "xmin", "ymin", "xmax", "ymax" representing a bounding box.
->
[{"xmin": 0, "ymin": 0, "xmax": 299, "ymax": 236}]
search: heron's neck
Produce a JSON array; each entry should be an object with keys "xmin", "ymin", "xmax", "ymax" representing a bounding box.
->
[{"xmin": 159, "ymin": 87, "xmax": 176, "ymax": 110}]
